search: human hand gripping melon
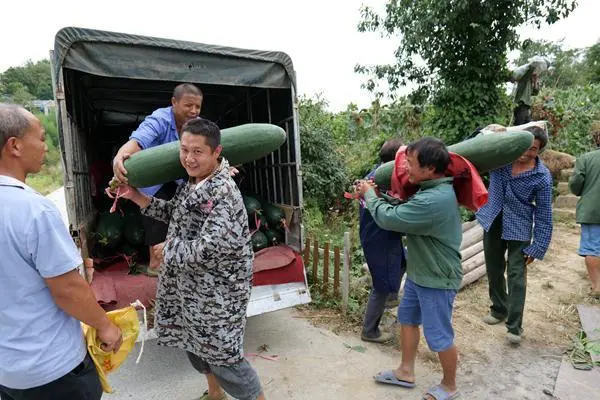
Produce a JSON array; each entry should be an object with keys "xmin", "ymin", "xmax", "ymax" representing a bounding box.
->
[
  {"xmin": 123, "ymin": 123, "xmax": 287, "ymax": 188},
  {"xmin": 374, "ymin": 130, "xmax": 534, "ymax": 190}
]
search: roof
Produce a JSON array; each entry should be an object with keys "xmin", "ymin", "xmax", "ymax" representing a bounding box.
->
[{"xmin": 52, "ymin": 27, "xmax": 296, "ymax": 90}]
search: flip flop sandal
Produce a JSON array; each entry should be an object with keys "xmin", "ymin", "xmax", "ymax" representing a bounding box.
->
[
  {"xmin": 197, "ymin": 390, "xmax": 228, "ymax": 400},
  {"xmin": 423, "ymin": 384, "xmax": 461, "ymax": 400},
  {"xmin": 373, "ymin": 370, "xmax": 416, "ymax": 388}
]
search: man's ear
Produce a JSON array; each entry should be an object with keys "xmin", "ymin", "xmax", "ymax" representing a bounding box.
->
[
  {"xmin": 3, "ymin": 136, "xmax": 20, "ymax": 157},
  {"xmin": 171, "ymin": 96, "xmax": 177, "ymax": 107},
  {"xmin": 214, "ymin": 144, "xmax": 223, "ymax": 157}
]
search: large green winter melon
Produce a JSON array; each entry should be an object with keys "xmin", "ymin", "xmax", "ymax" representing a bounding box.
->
[
  {"xmin": 124, "ymin": 123, "xmax": 287, "ymax": 188},
  {"xmin": 374, "ymin": 130, "xmax": 534, "ymax": 189}
]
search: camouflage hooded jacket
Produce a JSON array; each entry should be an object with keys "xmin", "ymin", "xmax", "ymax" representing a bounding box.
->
[{"xmin": 141, "ymin": 158, "xmax": 253, "ymax": 365}]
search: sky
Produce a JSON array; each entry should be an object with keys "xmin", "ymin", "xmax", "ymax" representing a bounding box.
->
[{"xmin": 1, "ymin": 0, "xmax": 599, "ymax": 111}]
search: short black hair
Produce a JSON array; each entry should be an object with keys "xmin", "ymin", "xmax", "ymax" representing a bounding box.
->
[
  {"xmin": 406, "ymin": 137, "xmax": 450, "ymax": 173},
  {"xmin": 379, "ymin": 138, "xmax": 404, "ymax": 163},
  {"xmin": 173, "ymin": 83, "xmax": 203, "ymax": 100},
  {"xmin": 181, "ymin": 118, "xmax": 220, "ymax": 151},
  {"xmin": 523, "ymin": 125, "xmax": 548, "ymax": 150}
]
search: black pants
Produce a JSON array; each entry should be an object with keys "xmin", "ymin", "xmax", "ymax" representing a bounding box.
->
[
  {"xmin": 0, "ymin": 353, "xmax": 102, "ymax": 400},
  {"xmin": 141, "ymin": 181, "xmax": 179, "ymax": 246},
  {"xmin": 483, "ymin": 215, "xmax": 529, "ymax": 335},
  {"xmin": 513, "ymin": 102, "xmax": 531, "ymax": 126}
]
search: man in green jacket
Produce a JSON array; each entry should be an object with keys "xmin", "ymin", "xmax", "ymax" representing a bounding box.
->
[
  {"xmin": 355, "ymin": 137, "xmax": 462, "ymax": 400},
  {"xmin": 569, "ymin": 132, "xmax": 600, "ymax": 298}
]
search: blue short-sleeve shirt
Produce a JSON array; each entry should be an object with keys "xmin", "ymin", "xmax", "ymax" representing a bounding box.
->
[
  {"xmin": 129, "ymin": 106, "xmax": 181, "ymax": 196},
  {"xmin": 0, "ymin": 175, "xmax": 86, "ymax": 390}
]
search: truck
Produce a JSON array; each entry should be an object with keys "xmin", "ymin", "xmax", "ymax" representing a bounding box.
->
[{"xmin": 49, "ymin": 27, "xmax": 311, "ymax": 336}]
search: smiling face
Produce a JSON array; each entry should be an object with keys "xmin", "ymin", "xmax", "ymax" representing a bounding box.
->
[
  {"xmin": 405, "ymin": 150, "xmax": 435, "ymax": 184},
  {"xmin": 179, "ymin": 131, "xmax": 221, "ymax": 180}
]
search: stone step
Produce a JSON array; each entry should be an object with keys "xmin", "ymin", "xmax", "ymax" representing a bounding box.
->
[
  {"xmin": 559, "ymin": 168, "xmax": 574, "ymax": 182},
  {"xmin": 557, "ymin": 181, "xmax": 571, "ymax": 195},
  {"xmin": 553, "ymin": 208, "xmax": 576, "ymax": 220},
  {"xmin": 554, "ymin": 194, "xmax": 579, "ymax": 209}
]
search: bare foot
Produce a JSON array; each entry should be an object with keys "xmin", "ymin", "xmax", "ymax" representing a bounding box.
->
[{"xmin": 393, "ymin": 367, "xmax": 416, "ymax": 384}]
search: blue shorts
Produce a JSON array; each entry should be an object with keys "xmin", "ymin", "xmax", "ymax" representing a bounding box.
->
[
  {"xmin": 398, "ymin": 279, "xmax": 457, "ymax": 352},
  {"xmin": 579, "ymin": 224, "xmax": 600, "ymax": 257}
]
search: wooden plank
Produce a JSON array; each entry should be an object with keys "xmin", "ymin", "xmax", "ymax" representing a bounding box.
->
[
  {"xmin": 323, "ymin": 242, "xmax": 330, "ymax": 294},
  {"xmin": 303, "ymin": 237, "xmax": 311, "ymax": 268},
  {"xmin": 461, "ymin": 241, "xmax": 484, "ymax": 262},
  {"xmin": 462, "ymin": 252, "xmax": 486, "ymax": 274},
  {"xmin": 460, "ymin": 224, "xmax": 484, "ymax": 251},
  {"xmin": 312, "ymin": 239, "xmax": 319, "ymax": 284},
  {"xmin": 460, "ymin": 264, "xmax": 487, "ymax": 289},
  {"xmin": 333, "ymin": 247, "xmax": 341, "ymax": 296},
  {"xmin": 577, "ymin": 304, "xmax": 600, "ymax": 364},
  {"xmin": 553, "ymin": 355, "xmax": 600, "ymax": 400},
  {"xmin": 342, "ymin": 232, "xmax": 350, "ymax": 312},
  {"xmin": 461, "ymin": 220, "xmax": 479, "ymax": 232}
]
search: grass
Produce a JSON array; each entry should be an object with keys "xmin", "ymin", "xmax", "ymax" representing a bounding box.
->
[{"xmin": 26, "ymin": 162, "xmax": 63, "ymax": 195}]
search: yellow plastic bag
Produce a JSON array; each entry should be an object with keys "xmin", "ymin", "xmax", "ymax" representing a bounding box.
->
[{"xmin": 82, "ymin": 301, "xmax": 145, "ymax": 393}]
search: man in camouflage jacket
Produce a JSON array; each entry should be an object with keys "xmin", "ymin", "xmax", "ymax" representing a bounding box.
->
[{"xmin": 121, "ymin": 118, "xmax": 265, "ymax": 400}]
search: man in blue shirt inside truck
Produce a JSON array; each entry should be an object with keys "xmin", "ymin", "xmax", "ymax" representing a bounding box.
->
[{"xmin": 112, "ymin": 83, "xmax": 203, "ymax": 275}]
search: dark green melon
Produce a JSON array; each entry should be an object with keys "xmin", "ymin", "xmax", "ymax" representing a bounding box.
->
[
  {"xmin": 264, "ymin": 228, "xmax": 285, "ymax": 246},
  {"xmin": 374, "ymin": 130, "xmax": 534, "ymax": 190},
  {"xmin": 263, "ymin": 203, "xmax": 285, "ymax": 229},
  {"xmin": 124, "ymin": 123, "xmax": 287, "ymax": 188},
  {"xmin": 251, "ymin": 231, "xmax": 269, "ymax": 252},
  {"xmin": 95, "ymin": 211, "xmax": 124, "ymax": 249}
]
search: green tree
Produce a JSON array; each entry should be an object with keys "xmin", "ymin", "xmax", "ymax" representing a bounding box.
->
[
  {"xmin": 1, "ymin": 59, "xmax": 53, "ymax": 100},
  {"xmin": 298, "ymin": 96, "xmax": 349, "ymax": 211},
  {"xmin": 6, "ymin": 82, "xmax": 35, "ymax": 105},
  {"xmin": 356, "ymin": 0, "xmax": 578, "ymax": 144},
  {"xmin": 585, "ymin": 41, "xmax": 600, "ymax": 84}
]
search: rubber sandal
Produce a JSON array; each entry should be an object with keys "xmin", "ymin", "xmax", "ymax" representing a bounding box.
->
[
  {"xmin": 373, "ymin": 370, "xmax": 416, "ymax": 388},
  {"xmin": 423, "ymin": 384, "xmax": 460, "ymax": 400},
  {"xmin": 197, "ymin": 390, "xmax": 228, "ymax": 400}
]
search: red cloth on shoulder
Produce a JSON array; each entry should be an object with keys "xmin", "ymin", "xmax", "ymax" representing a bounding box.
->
[{"xmin": 389, "ymin": 146, "xmax": 488, "ymax": 212}]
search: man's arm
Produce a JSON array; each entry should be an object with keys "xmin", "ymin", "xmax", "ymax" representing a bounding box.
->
[
  {"xmin": 113, "ymin": 113, "xmax": 164, "ymax": 182},
  {"xmin": 29, "ymin": 208, "xmax": 122, "ymax": 352},
  {"xmin": 363, "ymin": 188, "xmax": 434, "ymax": 235},
  {"xmin": 45, "ymin": 270, "xmax": 122, "ymax": 352},
  {"xmin": 569, "ymin": 156, "xmax": 586, "ymax": 196},
  {"xmin": 524, "ymin": 176, "xmax": 554, "ymax": 260},
  {"xmin": 136, "ymin": 188, "xmax": 178, "ymax": 225}
]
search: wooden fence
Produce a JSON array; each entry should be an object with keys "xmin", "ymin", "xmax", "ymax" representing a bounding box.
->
[
  {"xmin": 303, "ymin": 221, "xmax": 487, "ymax": 312},
  {"xmin": 302, "ymin": 232, "xmax": 351, "ymax": 311}
]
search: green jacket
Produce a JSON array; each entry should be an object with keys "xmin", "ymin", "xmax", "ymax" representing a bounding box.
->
[
  {"xmin": 569, "ymin": 149, "xmax": 600, "ymax": 224},
  {"xmin": 364, "ymin": 177, "xmax": 463, "ymax": 290}
]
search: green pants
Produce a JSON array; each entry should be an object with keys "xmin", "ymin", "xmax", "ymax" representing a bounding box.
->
[{"xmin": 483, "ymin": 214, "xmax": 529, "ymax": 335}]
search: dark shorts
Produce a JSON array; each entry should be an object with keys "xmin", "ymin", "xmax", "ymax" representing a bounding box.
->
[
  {"xmin": 398, "ymin": 279, "xmax": 457, "ymax": 352},
  {"xmin": 187, "ymin": 352, "xmax": 262, "ymax": 400},
  {"xmin": 0, "ymin": 353, "xmax": 102, "ymax": 400},
  {"xmin": 141, "ymin": 181, "xmax": 179, "ymax": 246}
]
